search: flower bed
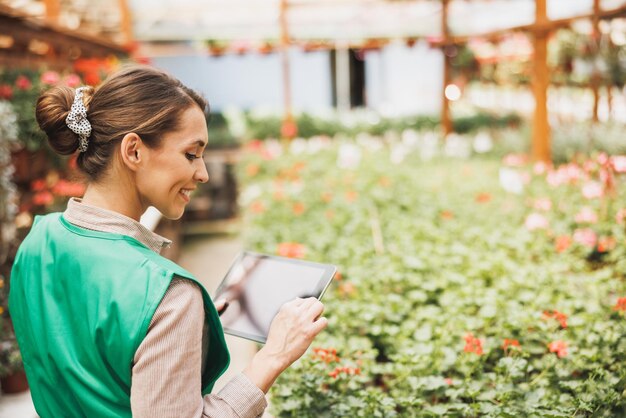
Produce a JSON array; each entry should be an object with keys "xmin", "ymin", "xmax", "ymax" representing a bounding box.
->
[{"xmin": 238, "ymin": 138, "xmax": 626, "ymax": 416}]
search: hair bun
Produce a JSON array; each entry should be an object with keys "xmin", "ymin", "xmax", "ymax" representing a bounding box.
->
[{"xmin": 36, "ymin": 86, "xmax": 93, "ymax": 155}]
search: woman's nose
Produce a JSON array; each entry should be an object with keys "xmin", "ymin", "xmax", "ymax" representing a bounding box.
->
[{"xmin": 195, "ymin": 159, "xmax": 209, "ymax": 183}]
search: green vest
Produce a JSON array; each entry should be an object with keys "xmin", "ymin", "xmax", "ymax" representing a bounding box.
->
[{"xmin": 9, "ymin": 213, "xmax": 230, "ymax": 417}]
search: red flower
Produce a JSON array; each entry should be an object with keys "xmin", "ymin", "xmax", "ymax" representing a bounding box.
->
[
  {"xmin": 292, "ymin": 202, "xmax": 306, "ymax": 215},
  {"xmin": 32, "ymin": 191, "xmax": 54, "ymax": 206},
  {"xmin": 280, "ymin": 119, "xmax": 298, "ymax": 138},
  {"xmin": 84, "ymin": 71, "xmax": 101, "ymax": 86},
  {"xmin": 277, "ymin": 242, "xmax": 306, "ymax": 259},
  {"xmin": 542, "ymin": 310, "xmax": 568, "ymax": 329},
  {"xmin": 612, "ymin": 297, "xmax": 626, "ymax": 312},
  {"xmin": 475, "ymin": 192, "xmax": 491, "ymax": 203},
  {"xmin": 312, "ymin": 347, "xmax": 340, "ymax": 364},
  {"xmin": 328, "ymin": 365, "xmax": 360, "ymax": 379},
  {"xmin": 245, "ymin": 163, "xmax": 260, "ymax": 177},
  {"xmin": 378, "ymin": 176, "xmax": 391, "ymax": 187},
  {"xmin": 250, "ymin": 201, "xmax": 265, "ymax": 214},
  {"xmin": 502, "ymin": 339, "xmax": 521, "ymax": 353},
  {"xmin": 30, "ymin": 179, "xmax": 47, "ymax": 192},
  {"xmin": 51, "ymin": 180, "xmax": 85, "ymax": 197},
  {"xmin": 0, "ymin": 84, "xmax": 13, "ymax": 100},
  {"xmin": 444, "ymin": 377, "xmax": 454, "ymax": 386},
  {"xmin": 597, "ymin": 236, "xmax": 616, "ymax": 253},
  {"xmin": 440, "ymin": 210, "xmax": 454, "ymax": 220},
  {"xmin": 548, "ymin": 340, "xmax": 568, "ymax": 358},
  {"xmin": 345, "ymin": 191, "xmax": 358, "ymax": 203},
  {"xmin": 463, "ymin": 333, "xmax": 484, "ymax": 355},
  {"xmin": 338, "ymin": 282, "xmax": 356, "ymax": 298},
  {"xmin": 15, "ymin": 75, "xmax": 32, "ymax": 90},
  {"xmin": 555, "ymin": 235, "xmax": 572, "ymax": 253}
]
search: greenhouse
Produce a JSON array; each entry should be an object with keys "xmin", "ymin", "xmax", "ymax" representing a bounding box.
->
[{"xmin": 0, "ymin": 0, "xmax": 626, "ymax": 417}]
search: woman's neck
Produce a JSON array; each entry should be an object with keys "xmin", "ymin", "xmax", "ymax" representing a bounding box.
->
[{"xmin": 81, "ymin": 179, "xmax": 145, "ymax": 221}]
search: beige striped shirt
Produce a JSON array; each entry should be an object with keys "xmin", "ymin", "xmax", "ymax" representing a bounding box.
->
[{"xmin": 63, "ymin": 198, "xmax": 267, "ymax": 418}]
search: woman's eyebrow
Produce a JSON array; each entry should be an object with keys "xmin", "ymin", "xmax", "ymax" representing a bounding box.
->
[{"xmin": 190, "ymin": 139, "xmax": 207, "ymax": 148}]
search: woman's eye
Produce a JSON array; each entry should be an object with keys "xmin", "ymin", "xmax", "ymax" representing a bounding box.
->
[{"xmin": 185, "ymin": 153, "xmax": 201, "ymax": 161}]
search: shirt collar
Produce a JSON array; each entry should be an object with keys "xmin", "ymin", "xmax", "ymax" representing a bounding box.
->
[{"xmin": 63, "ymin": 198, "xmax": 172, "ymax": 254}]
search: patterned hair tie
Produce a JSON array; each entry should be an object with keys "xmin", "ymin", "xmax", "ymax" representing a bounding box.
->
[{"xmin": 65, "ymin": 87, "xmax": 92, "ymax": 153}]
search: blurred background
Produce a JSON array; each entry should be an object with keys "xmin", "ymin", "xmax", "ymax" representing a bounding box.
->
[{"xmin": 0, "ymin": 0, "xmax": 626, "ymax": 417}]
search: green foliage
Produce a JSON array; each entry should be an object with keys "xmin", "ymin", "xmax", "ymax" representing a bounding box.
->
[
  {"xmin": 0, "ymin": 68, "xmax": 47, "ymax": 152},
  {"xmin": 238, "ymin": 139, "xmax": 626, "ymax": 416},
  {"xmin": 207, "ymin": 112, "xmax": 239, "ymax": 149},
  {"xmin": 241, "ymin": 111, "xmax": 521, "ymax": 140}
]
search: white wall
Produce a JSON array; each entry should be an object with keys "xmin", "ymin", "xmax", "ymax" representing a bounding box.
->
[
  {"xmin": 365, "ymin": 40, "xmax": 443, "ymax": 116},
  {"xmin": 151, "ymin": 40, "xmax": 443, "ymax": 116},
  {"xmin": 151, "ymin": 48, "xmax": 333, "ymax": 112}
]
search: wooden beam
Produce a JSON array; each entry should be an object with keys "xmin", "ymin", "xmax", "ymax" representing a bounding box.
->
[
  {"xmin": 531, "ymin": 0, "xmax": 550, "ymax": 162},
  {"xmin": 441, "ymin": 0, "xmax": 452, "ymax": 137},
  {"xmin": 435, "ymin": 4, "xmax": 626, "ymax": 46}
]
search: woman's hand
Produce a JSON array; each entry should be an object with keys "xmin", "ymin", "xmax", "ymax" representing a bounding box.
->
[{"xmin": 243, "ymin": 297, "xmax": 328, "ymax": 393}]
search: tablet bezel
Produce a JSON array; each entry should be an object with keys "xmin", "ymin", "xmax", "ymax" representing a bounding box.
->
[{"xmin": 214, "ymin": 251, "xmax": 336, "ymax": 343}]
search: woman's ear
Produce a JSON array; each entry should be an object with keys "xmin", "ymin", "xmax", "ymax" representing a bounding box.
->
[{"xmin": 119, "ymin": 133, "xmax": 143, "ymax": 171}]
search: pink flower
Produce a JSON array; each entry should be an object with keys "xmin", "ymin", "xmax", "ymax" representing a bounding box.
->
[
  {"xmin": 574, "ymin": 207, "xmax": 598, "ymax": 224},
  {"xmin": 533, "ymin": 162, "xmax": 548, "ymax": 175},
  {"xmin": 64, "ymin": 74, "xmax": 81, "ymax": 88},
  {"xmin": 573, "ymin": 228, "xmax": 597, "ymax": 248},
  {"xmin": 40, "ymin": 71, "xmax": 60, "ymax": 85},
  {"xmin": 611, "ymin": 156, "xmax": 626, "ymax": 173},
  {"xmin": 582, "ymin": 182, "xmax": 603, "ymax": 199},
  {"xmin": 615, "ymin": 208, "xmax": 626, "ymax": 225},
  {"xmin": 525, "ymin": 213, "xmax": 549, "ymax": 231},
  {"xmin": 277, "ymin": 242, "xmax": 306, "ymax": 259},
  {"xmin": 502, "ymin": 153, "xmax": 528, "ymax": 167},
  {"xmin": 548, "ymin": 340, "xmax": 568, "ymax": 358},
  {"xmin": 533, "ymin": 198, "xmax": 552, "ymax": 211},
  {"xmin": 15, "ymin": 75, "xmax": 31, "ymax": 90}
]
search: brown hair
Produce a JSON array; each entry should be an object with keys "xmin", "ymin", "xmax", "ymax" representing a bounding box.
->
[{"xmin": 35, "ymin": 65, "xmax": 207, "ymax": 181}]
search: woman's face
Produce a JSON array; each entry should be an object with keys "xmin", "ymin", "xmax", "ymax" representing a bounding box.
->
[{"xmin": 135, "ymin": 105, "xmax": 209, "ymax": 220}]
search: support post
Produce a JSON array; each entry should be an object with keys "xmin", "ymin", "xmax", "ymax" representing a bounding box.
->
[
  {"xmin": 43, "ymin": 0, "xmax": 60, "ymax": 23},
  {"xmin": 279, "ymin": 0, "xmax": 296, "ymax": 139},
  {"xmin": 441, "ymin": 0, "xmax": 452, "ymax": 137},
  {"xmin": 591, "ymin": 0, "xmax": 601, "ymax": 122},
  {"xmin": 118, "ymin": 0, "xmax": 134, "ymax": 48},
  {"xmin": 531, "ymin": 0, "xmax": 551, "ymax": 162}
]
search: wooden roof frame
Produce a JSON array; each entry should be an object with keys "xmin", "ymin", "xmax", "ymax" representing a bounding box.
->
[{"xmin": 0, "ymin": 4, "xmax": 128, "ymax": 70}]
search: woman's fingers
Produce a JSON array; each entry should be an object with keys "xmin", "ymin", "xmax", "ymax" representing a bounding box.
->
[
  {"xmin": 311, "ymin": 316, "xmax": 329, "ymax": 334},
  {"xmin": 304, "ymin": 298, "xmax": 324, "ymax": 320}
]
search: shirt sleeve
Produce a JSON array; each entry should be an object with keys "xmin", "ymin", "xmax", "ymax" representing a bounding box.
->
[{"xmin": 130, "ymin": 278, "xmax": 268, "ymax": 418}]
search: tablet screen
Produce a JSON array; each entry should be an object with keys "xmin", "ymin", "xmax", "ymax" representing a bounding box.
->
[{"xmin": 214, "ymin": 251, "xmax": 336, "ymax": 343}]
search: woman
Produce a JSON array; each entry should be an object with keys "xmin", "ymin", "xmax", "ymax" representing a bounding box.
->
[{"xmin": 8, "ymin": 65, "xmax": 327, "ymax": 417}]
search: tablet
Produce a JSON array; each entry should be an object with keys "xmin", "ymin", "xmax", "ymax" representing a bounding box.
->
[{"xmin": 213, "ymin": 251, "xmax": 336, "ymax": 343}]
